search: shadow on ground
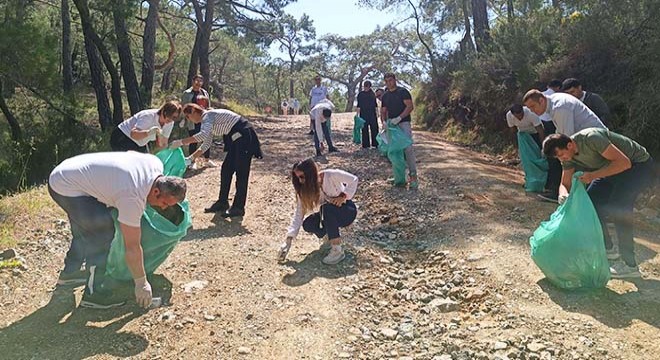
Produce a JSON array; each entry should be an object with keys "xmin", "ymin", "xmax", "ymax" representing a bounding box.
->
[
  {"xmin": 281, "ymin": 249, "xmax": 358, "ymax": 287},
  {"xmin": 538, "ymin": 277, "xmax": 660, "ymax": 329}
]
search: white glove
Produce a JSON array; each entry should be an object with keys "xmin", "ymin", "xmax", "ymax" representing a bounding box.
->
[
  {"xmin": 169, "ymin": 139, "xmax": 183, "ymax": 149},
  {"xmin": 134, "ymin": 276, "xmax": 153, "ymax": 308},
  {"xmin": 558, "ymin": 194, "xmax": 568, "ymax": 205},
  {"xmin": 184, "ymin": 156, "xmax": 193, "ymax": 167},
  {"xmin": 147, "ymin": 126, "xmax": 162, "ymax": 136},
  {"xmin": 178, "ymin": 120, "xmax": 186, "ymax": 128},
  {"xmin": 277, "ymin": 238, "xmax": 293, "ymax": 263},
  {"xmin": 389, "ymin": 116, "xmax": 402, "ymax": 125}
]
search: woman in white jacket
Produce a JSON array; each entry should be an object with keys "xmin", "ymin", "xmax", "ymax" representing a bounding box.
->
[{"xmin": 278, "ymin": 158, "xmax": 358, "ymax": 265}]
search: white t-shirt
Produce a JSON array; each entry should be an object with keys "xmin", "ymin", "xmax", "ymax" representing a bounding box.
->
[
  {"xmin": 117, "ymin": 109, "xmax": 174, "ymax": 147},
  {"xmin": 506, "ymin": 107, "xmax": 542, "ymax": 133},
  {"xmin": 49, "ymin": 152, "xmax": 164, "ymax": 227},
  {"xmin": 286, "ymin": 169, "xmax": 359, "ymax": 239},
  {"xmin": 310, "ymin": 100, "xmax": 335, "ymax": 136},
  {"xmin": 309, "ymin": 85, "xmax": 329, "ymax": 108},
  {"xmin": 545, "ymin": 93, "xmax": 607, "ymax": 135}
]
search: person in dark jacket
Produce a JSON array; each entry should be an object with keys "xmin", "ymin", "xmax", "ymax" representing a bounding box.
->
[
  {"xmin": 561, "ymin": 78, "xmax": 611, "ymax": 127},
  {"xmin": 356, "ymin": 80, "xmax": 379, "ymax": 148}
]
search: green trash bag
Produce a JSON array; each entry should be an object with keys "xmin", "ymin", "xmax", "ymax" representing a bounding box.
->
[
  {"xmin": 105, "ymin": 147, "xmax": 191, "ymax": 280},
  {"xmin": 353, "ymin": 116, "xmax": 366, "ymax": 144},
  {"xmin": 155, "ymin": 147, "xmax": 187, "ymax": 178},
  {"xmin": 376, "ymin": 130, "xmax": 389, "ymax": 156},
  {"xmin": 529, "ymin": 172, "xmax": 610, "ymax": 289},
  {"xmin": 386, "ymin": 122, "xmax": 413, "ymax": 185},
  {"xmin": 106, "ymin": 201, "xmax": 192, "ymax": 280},
  {"xmin": 517, "ymin": 132, "xmax": 548, "ymax": 192}
]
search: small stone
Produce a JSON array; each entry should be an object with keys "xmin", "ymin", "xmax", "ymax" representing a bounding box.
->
[
  {"xmin": 467, "ymin": 254, "xmax": 482, "ymax": 262},
  {"xmin": 182, "ymin": 317, "xmax": 196, "ymax": 325},
  {"xmin": 182, "ymin": 280, "xmax": 208, "ymax": 293},
  {"xmin": 433, "ymin": 355, "xmax": 452, "ymax": 360},
  {"xmin": 0, "ymin": 248, "xmax": 17, "ymax": 260},
  {"xmin": 379, "ymin": 328, "xmax": 398, "ymax": 340},
  {"xmin": 338, "ymin": 352, "xmax": 351, "ymax": 358},
  {"xmin": 204, "ymin": 314, "xmax": 216, "ymax": 321},
  {"xmin": 238, "ymin": 346, "xmax": 251, "ymax": 354},
  {"xmin": 527, "ymin": 342, "xmax": 546, "ymax": 352},
  {"xmin": 429, "ymin": 297, "xmax": 460, "ymax": 312},
  {"xmin": 494, "ymin": 341, "xmax": 508, "ymax": 350}
]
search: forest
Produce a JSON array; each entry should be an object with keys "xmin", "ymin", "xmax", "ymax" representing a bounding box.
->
[{"xmin": 1, "ymin": 0, "xmax": 659, "ymax": 194}]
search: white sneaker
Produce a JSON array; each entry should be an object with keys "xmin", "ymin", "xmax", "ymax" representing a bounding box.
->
[
  {"xmin": 319, "ymin": 235, "xmax": 331, "ymax": 252},
  {"xmin": 610, "ymin": 262, "xmax": 641, "ymax": 279},
  {"xmin": 322, "ymin": 247, "xmax": 345, "ymax": 265}
]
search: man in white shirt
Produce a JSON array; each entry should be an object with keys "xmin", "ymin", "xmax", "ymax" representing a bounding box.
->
[
  {"xmin": 523, "ymin": 89, "xmax": 607, "ymax": 202},
  {"xmin": 506, "ymin": 104, "xmax": 545, "ymax": 145},
  {"xmin": 310, "ymin": 99, "xmax": 339, "ymax": 156},
  {"xmin": 49, "ymin": 152, "xmax": 187, "ymax": 309},
  {"xmin": 308, "ymin": 75, "xmax": 329, "ymax": 135}
]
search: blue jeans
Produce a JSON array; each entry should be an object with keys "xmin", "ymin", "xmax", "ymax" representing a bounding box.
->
[
  {"xmin": 587, "ymin": 158, "xmax": 655, "ymax": 266},
  {"xmin": 313, "ymin": 120, "xmax": 335, "ymax": 153},
  {"xmin": 48, "ymin": 186, "xmax": 116, "ymax": 287},
  {"xmin": 302, "ymin": 200, "xmax": 357, "ymax": 240}
]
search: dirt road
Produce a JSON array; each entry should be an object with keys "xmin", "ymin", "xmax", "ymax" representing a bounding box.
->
[{"xmin": 1, "ymin": 113, "xmax": 658, "ymax": 359}]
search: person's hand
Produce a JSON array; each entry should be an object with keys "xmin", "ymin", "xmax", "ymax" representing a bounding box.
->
[
  {"xmin": 277, "ymin": 237, "xmax": 293, "ymax": 263},
  {"xmin": 329, "ymin": 193, "xmax": 347, "ymax": 206},
  {"xmin": 134, "ymin": 276, "xmax": 153, "ymax": 308},
  {"xmin": 169, "ymin": 139, "xmax": 183, "ymax": 149},
  {"xmin": 389, "ymin": 116, "xmax": 402, "ymax": 125},
  {"xmin": 578, "ymin": 172, "xmax": 596, "ymax": 184},
  {"xmin": 184, "ymin": 156, "xmax": 193, "ymax": 167},
  {"xmin": 147, "ymin": 126, "xmax": 162, "ymax": 136},
  {"xmin": 179, "ymin": 120, "xmax": 186, "ymax": 128},
  {"xmin": 558, "ymin": 194, "xmax": 568, "ymax": 205}
]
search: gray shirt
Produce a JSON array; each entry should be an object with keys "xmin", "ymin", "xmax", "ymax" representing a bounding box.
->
[{"xmin": 544, "ymin": 93, "xmax": 607, "ymax": 135}]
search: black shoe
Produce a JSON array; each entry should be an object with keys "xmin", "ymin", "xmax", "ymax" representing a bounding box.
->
[
  {"xmin": 537, "ymin": 192, "xmax": 558, "ymax": 203},
  {"xmin": 80, "ymin": 288, "xmax": 127, "ymax": 309},
  {"xmin": 204, "ymin": 200, "xmax": 230, "ymax": 213},
  {"xmin": 57, "ymin": 269, "xmax": 89, "ymax": 286},
  {"xmin": 307, "ymin": 131, "xmax": 314, "ymax": 135},
  {"xmin": 316, "ymin": 150, "xmax": 322, "ymax": 157},
  {"xmin": 221, "ymin": 208, "xmax": 245, "ymax": 218},
  {"xmin": 328, "ymin": 147, "xmax": 340, "ymax": 153}
]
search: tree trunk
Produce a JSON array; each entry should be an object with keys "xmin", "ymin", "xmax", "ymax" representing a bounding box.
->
[
  {"xmin": 61, "ymin": 0, "xmax": 73, "ymax": 94},
  {"xmin": 140, "ymin": 0, "xmax": 159, "ymax": 107},
  {"xmin": 460, "ymin": 0, "xmax": 475, "ymax": 56},
  {"xmin": 198, "ymin": 0, "xmax": 213, "ymax": 83},
  {"xmin": 345, "ymin": 84, "xmax": 356, "ymax": 113},
  {"xmin": 161, "ymin": 64, "xmax": 173, "ymax": 91},
  {"xmin": 471, "ymin": 0, "xmax": 490, "ymax": 52},
  {"xmin": 73, "ymin": 0, "xmax": 113, "ymax": 130},
  {"xmin": 113, "ymin": 0, "xmax": 142, "ymax": 113},
  {"xmin": 552, "ymin": 0, "xmax": 561, "ymax": 9},
  {"xmin": 187, "ymin": 30, "xmax": 201, "ymax": 87},
  {"xmin": 507, "ymin": 0, "xmax": 514, "ymax": 21},
  {"xmin": 407, "ymin": 0, "xmax": 438, "ymax": 81},
  {"xmin": 0, "ymin": 79, "xmax": 22, "ymax": 142}
]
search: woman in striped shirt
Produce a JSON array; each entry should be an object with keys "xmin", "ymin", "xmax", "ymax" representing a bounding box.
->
[
  {"xmin": 171, "ymin": 103, "xmax": 262, "ymax": 217},
  {"xmin": 278, "ymin": 158, "xmax": 358, "ymax": 265}
]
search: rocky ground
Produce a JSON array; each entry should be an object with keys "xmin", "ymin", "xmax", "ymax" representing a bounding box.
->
[{"xmin": 0, "ymin": 113, "xmax": 659, "ymax": 360}]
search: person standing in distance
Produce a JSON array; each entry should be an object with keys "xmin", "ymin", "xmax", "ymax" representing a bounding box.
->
[
  {"xmin": 356, "ymin": 80, "xmax": 379, "ymax": 149},
  {"xmin": 381, "ymin": 73, "xmax": 418, "ymax": 189},
  {"xmin": 308, "ymin": 75, "xmax": 329, "ymax": 135}
]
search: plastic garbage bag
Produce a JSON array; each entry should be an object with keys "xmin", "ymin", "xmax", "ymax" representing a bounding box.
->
[
  {"xmin": 353, "ymin": 116, "xmax": 366, "ymax": 144},
  {"xmin": 517, "ymin": 132, "xmax": 548, "ymax": 192},
  {"xmin": 529, "ymin": 172, "xmax": 611, "ymax": 289},
  {"xmin": 376, "ymin": 130, "xmax": 389, "ymax": 156},
  {"xmin": 105, "ymin": 147, "xmax": 191, "ymax": 280},
  {"xmin": 386, "ymin": 121, "xmax": 413, "ymax": 185}
]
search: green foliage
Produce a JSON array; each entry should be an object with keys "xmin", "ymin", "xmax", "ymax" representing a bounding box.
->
[{"xmin": 416, "ymin": 0, "xmax": 660, "ymax": 157}]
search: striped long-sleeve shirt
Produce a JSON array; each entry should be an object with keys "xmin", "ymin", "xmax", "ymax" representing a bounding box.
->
[{"xmin": 192, "ymin": 109, "xmax": 242, "ymax": 153}]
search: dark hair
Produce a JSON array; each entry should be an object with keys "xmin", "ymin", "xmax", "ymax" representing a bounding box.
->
[
  {"xmin": 384, "ymin": 73, "xmax": 396, "ymax": 80},
  {"xmin": 542, "ymin": 133, "xmax": 572, "ymax": 158},
  {"xmin": 154, "ymin": 176, "xmax": 187, "ymax": 202},
  {"xmin": 561, "ymin": 78, "xmax": 581, "ymax": 91},
  {"xmin": 522, "ymin": 89, "xmax": 545, "ymax": 103},
  {"xmin": 157, "ymin": 100, "xmax": 182, "ymax": 118},
  {"xmin": 548, "ymin": 79, "xmax": 562, "ymax": 88},
  {"xmin": 322, "ymin": 108, "xmax": 332, "ymax": 118},
  {"xmin": 183, "ymin": 103, "xmax": 204, "ymax": 115},
  {"xmin": 291, "ymin": 159, "xmax": 320, "ymax": 214},
  {"xmin": 193, "ymin": 74, "xmax": 204, "ymax": 81},
  {"xmin": 510, "ymin": 104, "xmax": 524, "ymax": 114},
  {"xmin": 363, "ymin": 80, "xmax": 372, "ymax": 88}
]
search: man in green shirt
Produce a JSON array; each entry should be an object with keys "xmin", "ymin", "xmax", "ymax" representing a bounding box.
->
[{"xmin": 542, "ymin": 128, "xmax": 654, "ymax": 278}]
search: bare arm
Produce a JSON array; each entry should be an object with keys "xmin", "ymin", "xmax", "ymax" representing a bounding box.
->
[
  {"xmin": 579, "ymin": 144, "xmax": 632, "ymax": 183},
  {"xmin": 559, "ymin": 167, "xmax": 575, "ymax": 196},
  {"xmin": 130, "ymin": 127, "xmax": 152, "ymax": 140},
  {"xmin": 119, "ymin": 223, "xmax": 146, "ymax": 280},
  {"xmin": 399, "ymin": 99, "xmax": 414, "ymax": 119}
]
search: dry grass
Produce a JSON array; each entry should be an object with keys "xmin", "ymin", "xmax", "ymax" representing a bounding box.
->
[{"xmin": 0, "ymin": 185, "xmax": 62, "ymax": 249}]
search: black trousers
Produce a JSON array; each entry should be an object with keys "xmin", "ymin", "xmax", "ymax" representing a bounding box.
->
[
  {"xmin": 302, "ymin": 200, "xmax": 357, "ymax": 240},
  {"xmin": 361, "ymin": 112, "xmax": 379, "ymax": 148},
  {"xmin": 218, "ymin": 130, "xmax": 253, "ymax": 211},
  {"xmin": 189, "ymin": 122, "xmax": 210, "ymax": 158},
  {"xmin": 110, "ymin": 127, "xmax": 147, "ymax": 153},
  {"xmin": 541, "ymin": 121, "xmax": 561, "ymax": 194}
]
